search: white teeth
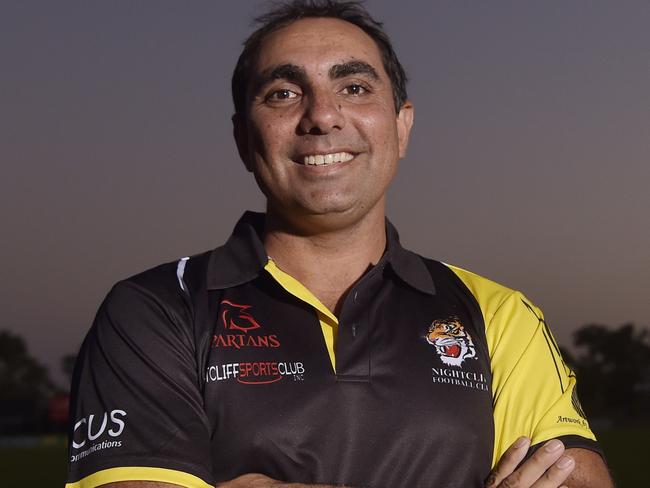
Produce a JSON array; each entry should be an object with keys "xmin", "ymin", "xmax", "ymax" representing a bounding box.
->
[{"xmin": 302, "ymin": 152, "xmax": 354, "ymax": 166}]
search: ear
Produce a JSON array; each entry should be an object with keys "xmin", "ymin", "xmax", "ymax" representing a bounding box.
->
[
  {"xmin": 396, "ymin": 100, "xmax": 414, "ymax": 159},
  {"xmin": 232, "ymin": 113, "xmax": 254, "ymax": 172}
]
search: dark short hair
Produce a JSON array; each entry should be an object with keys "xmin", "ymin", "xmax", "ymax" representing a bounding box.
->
[{"xmin": 231, "ymin": 0, "xmax": 408, "ymax": 117}]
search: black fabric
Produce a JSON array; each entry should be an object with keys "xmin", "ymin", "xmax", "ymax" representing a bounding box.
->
[
  {"xmin": 201, "ymin": 254, "xmax": 495, "ymax": 487},
  {"xmin": 67, "ymin": 212, "xmax": 600, "ymax": 488},
  {"xmin": 207, "ymin": 212, "xmax": 267, "ymax": 290},
  {"xmin": 67, "ymin": 265, "xmax": 215, "ymax": 484}
]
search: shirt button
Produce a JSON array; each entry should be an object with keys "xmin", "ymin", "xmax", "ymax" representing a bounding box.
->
[
  {"xmin": 353, "ymin": 291, "xmax": 359, "ymax": 303},
  {"xmin": 351, "ymin": 323, "xmax": 357, "ymax": 337}
]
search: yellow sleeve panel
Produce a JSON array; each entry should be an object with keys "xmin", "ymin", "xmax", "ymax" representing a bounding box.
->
[
  {"xmin": 65, "ymin": 466, "xmax": 213, "ymax": 488},
  {"xmin": 447, "ymin": 264, "xmax": 596, "ymax": 467}
]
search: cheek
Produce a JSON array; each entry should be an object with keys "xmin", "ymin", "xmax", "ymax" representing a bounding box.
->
[
  {"xmin": 249, "ymin": 125, "xmax": 279, "ymax": 160},
  {"xmin": 250, "ymin": 115, "xmax": 294, "ymax": 158},
  {"xmin": 358, "ymin": 108, "xmax": 400, "ymax": 148},
  {"xmin": 373, "ymin": 122, "xmax": 401, "ymax": 162}
]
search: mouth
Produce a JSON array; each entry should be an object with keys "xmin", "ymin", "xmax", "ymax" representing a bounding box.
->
[
  {"xmin": 441, "ymin": 344, "xmax": 461, "ymax": 358},
  {"xmin": 295, "ymin": 151, "xmax": 356, "ymax": 166}
]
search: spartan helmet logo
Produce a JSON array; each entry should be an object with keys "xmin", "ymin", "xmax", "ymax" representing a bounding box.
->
[
  {"xmin": 426, "ymin": 317, "xmax": 477, "ymax": 367},
  {"xmin": 220, "ymin": 300, "xmax": 262, "ymax": 333}
]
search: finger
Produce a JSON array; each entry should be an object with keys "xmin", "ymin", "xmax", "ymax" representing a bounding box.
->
[
  {"xmin": 485, "ymin": 436, "xmax": 531, "ymax": 487},
  {"xmin": 530, "ymin": 455, "xmax": 575, "ymax": 488},
  {"xmin": 497, "ymin": 439, "xmax": 566, "ymax": 487}
]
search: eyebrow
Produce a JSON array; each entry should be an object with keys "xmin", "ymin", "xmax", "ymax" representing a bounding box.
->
[
  {"xmin": 253, "ymin": 64, "xmax": 308, "ymax": 94},
  {"xmin": 329, "ymin": 60, "xmax": 379, "ymax": 81},
  {"xmin": 252, "ymin": 59, "xmax": 381, "ymax": 95}
]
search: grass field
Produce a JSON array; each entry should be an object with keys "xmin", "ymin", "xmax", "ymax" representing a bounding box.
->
[
  {"xmin": 595, "ymin": 427, "xmax": 650, "ymax": 487},
  {"xmin": 1, "ymin": 437, "xmax": 68, "ymax": 487},
  {"xmin": 1, "ymin": 428, "xmax": 648, "ymax": 487}
]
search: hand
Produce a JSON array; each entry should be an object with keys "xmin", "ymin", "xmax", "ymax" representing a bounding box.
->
[
  {"xmin": 485, "ymin": 437, "xmax": 575, "ymax": 488},
  {"xmin": 216, "ymin": 473, "xmax": 350, "ymax": 488}
]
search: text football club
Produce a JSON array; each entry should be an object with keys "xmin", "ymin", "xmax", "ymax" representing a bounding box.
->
[
  {"xmin": 431, "ymin": 367, "xmax": 489, "ymax": 391},
  {"xmin": 206, "ymin": 361, "xmax": 306, "ymax": 384}
]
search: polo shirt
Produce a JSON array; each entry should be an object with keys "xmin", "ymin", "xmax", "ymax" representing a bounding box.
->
[{"xmin": 66, "ymin": 211, "xmax": 600, "ymax": 488}]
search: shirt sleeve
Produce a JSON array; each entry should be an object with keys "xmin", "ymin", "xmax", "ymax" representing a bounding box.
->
[
  {"xmin": 66, "ymin": 279, "xmax": 214, "ymax": 488},
  {"xmin": 487, "ymin": 291, "xmax": 601, "ymax": 466}
]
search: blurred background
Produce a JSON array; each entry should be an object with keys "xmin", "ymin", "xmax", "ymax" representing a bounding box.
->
[{"xmin": 1, "ymin": 1, "xmax": 648, "ymax": 486}]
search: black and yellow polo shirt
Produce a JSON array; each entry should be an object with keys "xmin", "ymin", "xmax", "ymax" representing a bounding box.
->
[{"xmin": 66, "ymin": 211, "xmax": 600, "ymax": 488}]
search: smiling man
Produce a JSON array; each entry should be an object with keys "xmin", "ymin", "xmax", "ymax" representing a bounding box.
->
[{"xmin": 66, "ymin": 2, "xmax": 613, "ymax": 488}]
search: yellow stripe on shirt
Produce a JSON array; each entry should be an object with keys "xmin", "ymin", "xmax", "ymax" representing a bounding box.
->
[{"xmin": 65, "ymin": 466, "xmax": 213, "ymax": 488}]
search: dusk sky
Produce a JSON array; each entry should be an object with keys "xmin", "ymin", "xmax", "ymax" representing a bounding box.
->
[{"xmin": 1, "ymin": 1, "xmax": 648, "ymax": 385}]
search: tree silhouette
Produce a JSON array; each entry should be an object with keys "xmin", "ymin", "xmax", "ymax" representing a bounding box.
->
[
  {"xmin": 0, "ymin": 330, "xmax": 55, "ymax": 433},
  {"xmin": 566, "ymin": 323, "xmax": 650, "ymax": 422}
]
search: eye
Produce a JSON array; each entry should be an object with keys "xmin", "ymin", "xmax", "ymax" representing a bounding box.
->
[
  {"xmin": 341, "ymin": 83, "xmax": 367, "ymax": 96},
  {"xmin": 266, "ymin": 88, "xmax": 299, "ymax": 101}
]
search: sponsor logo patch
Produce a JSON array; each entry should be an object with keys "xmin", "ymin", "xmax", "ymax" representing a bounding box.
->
[
  {"xmin": 70, "ymin": 409, "xmax": 126, "ymax": 463},
  {"xmin": 221, "ymin": 300, "xmax": 262, "ymax": 332},
  {"xmin": 212, "ymin": 300, "xmax": 280, "ymax": 349},
  {"xmin": 205, "ymin": 361, "xmax": 306, "ymax": 385},
  {"xmin": 208, "ymin": 300, "xmax": 305, "ymax": 384}
]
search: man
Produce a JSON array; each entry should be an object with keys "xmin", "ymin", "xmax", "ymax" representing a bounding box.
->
[{"xmin": 66, "ymin": 1, "xmax": 613, "ymax": 487}]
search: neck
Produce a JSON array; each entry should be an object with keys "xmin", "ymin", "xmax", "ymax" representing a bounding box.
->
[{"xmin": 263, "ymin": 205, "xmax": 387, "ymax": 315}]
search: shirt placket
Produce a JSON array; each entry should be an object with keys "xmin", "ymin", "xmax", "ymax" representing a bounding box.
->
[{"xmin": 335, "ymin": 263, "xmax": 385, "ymax": 382}]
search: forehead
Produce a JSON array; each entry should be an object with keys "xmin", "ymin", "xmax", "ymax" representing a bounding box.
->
[{"xmin": 254, "ymin": 17, "xmax": 385, "ymax": 76}]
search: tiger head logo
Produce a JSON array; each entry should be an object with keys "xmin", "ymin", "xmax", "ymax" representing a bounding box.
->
[{"xmin": 426, "ymin": 317, "xmax": 477, "ymax": 367}]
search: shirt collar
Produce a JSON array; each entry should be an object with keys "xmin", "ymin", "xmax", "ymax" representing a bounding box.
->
[
  {"xmin": 384, "ymin": 219, "xmax": 436, "ymax": 296},
  {"xmin": 206, "ymin": 211, "xmax": 268, "ymax": 290},
  {"xmin": 207, "ymin": 211, "xmax": 436, "ymax": 295}
]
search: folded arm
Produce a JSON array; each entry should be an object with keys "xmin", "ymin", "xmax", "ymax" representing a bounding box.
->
[
  {"xmin": 102, "ymin": 475, "xmax": 350, "ymax": 488},
  {"xmin": 486, "ymin": 437, "xmax": 614, "ymax": 488}
]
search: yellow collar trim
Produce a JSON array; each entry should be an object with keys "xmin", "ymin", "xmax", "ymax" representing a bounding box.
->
[{"xmin": 264, "ymin": 259, "xmax": 338, "ymax": 324}]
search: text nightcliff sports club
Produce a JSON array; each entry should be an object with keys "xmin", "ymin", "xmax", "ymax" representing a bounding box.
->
[{"xmin": 206, "ymin": 361, "xmax": 306, "ymax": 385}]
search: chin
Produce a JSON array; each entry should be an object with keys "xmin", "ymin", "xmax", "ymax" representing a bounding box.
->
[
  {"xmin": 294, "ymin": 202, "xmax": 383, "ymax": 234},
  {"xmin": 301, "ymin": 196, "xmax": 361, "ymax": 219}
]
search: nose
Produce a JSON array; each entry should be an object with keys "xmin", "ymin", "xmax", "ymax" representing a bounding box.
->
[{"xmin": 298, "ymin": 89, "xmax": 345, "ymax": 135}]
